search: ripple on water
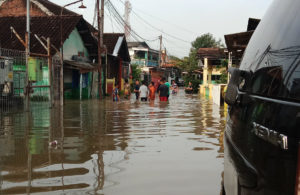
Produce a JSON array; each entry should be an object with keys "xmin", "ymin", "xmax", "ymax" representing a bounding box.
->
[{"xmin": 0, "ymin": 90, "xmax": 225, "ymax": 195}]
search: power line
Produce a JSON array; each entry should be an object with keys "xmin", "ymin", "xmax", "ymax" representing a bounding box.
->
[
  {"xmin": 163, "ymin": 37, "xmax": 190, "ymax": 50},
  {"xmin": 116, "ymin": 0, "xmax": 192, "ymax": 45},
  {"xmin": 105, "ymin": 0, "xmax": 159, "ymax": 43},
  {"xmin": 116, "ymin": 0, "xmax": 199, "ymax": 36},
  {"xmin": 106, "ymin": 0, "xmax": 188, "ymax": 56},
  {"xmin": 104, "ymin": 9, "xmax": 115, "ymax": 32}
]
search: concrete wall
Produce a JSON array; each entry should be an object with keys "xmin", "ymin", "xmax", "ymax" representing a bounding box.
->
[
  {"xmin": 63, "ymin": 28, "xmax": 89, "ymax": 61},
  {"xmin": 199, "ymin": 84, "xmax": 227, "ymax": 106}
]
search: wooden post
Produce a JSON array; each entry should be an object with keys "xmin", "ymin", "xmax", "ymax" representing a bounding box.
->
[
  {"xmin": 80, "ymin": 73, "xmax": 83, "ymax": 100},
  {"xmin": 159, "ymin": 35, "xmax": 162, "ymax": 67},
  {"xmin": 25, "ymin": 0, "xmax": 30, "ymax": 111},
  {"xmin": 97, "ymin": 0, "xmax": 104, "ymax": 99},
  {"xmin": 47, "ymin": 38, "xmax": 54, "ymax": 108},
  {"xmin": 119, "ymin": 58, "xmax": 123, "ymax": 90},
  {"xmin": 25, "ymin": 32, "xmax": 30, "ymax": 111}
]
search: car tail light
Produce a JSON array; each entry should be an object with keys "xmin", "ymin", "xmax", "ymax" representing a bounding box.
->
[{"xmin": 295, "ymin": 143, "xmax": 300, "ymax": 195}]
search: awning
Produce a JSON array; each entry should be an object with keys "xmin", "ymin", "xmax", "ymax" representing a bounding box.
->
[{"xmin": 64, "ymin": 60, "xmax": 97, "ymax": 73}]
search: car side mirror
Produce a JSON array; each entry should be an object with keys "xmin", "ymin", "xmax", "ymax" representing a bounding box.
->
[{"xmin": 225, "ymin": 68, "xmax": 252, "ymax": 106}]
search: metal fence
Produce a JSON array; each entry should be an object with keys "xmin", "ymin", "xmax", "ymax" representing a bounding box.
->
[{"xmin": 0, "ymin": 48, "xmax": 62, "ymax": 113}]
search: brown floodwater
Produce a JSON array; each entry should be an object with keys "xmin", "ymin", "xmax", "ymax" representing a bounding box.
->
[{"xmin": 0, "ymin": 89, "xmax": 226, "ymax": 195}]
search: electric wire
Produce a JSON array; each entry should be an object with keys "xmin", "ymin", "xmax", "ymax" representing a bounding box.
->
[
  {"xmin": 116, "ymin": 0, "xmax": 192, "ymax": 45},
  {"xmin": 105, "ymin": 0, "xmax": 159, "ymax": 42},
  {"xmin": 116, "ymin": 0, "xmax": 198, "ymax": 35}
]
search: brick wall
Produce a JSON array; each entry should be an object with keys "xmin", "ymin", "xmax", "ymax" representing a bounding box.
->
[{"xmin": 0, "ymin": 0, "xmax": 47, "ymax": 16}]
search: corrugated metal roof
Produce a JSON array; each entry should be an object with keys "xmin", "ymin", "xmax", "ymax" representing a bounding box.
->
[{"xmin": 64, "ymin": 60, "xmax": 95, "ymax": 71}]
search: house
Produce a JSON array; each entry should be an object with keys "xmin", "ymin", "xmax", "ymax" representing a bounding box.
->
[
  {"xmin": 224, "ymin": 18, "xmax": 261, "ymax": 66},
  {"xmin": 0, "ymin": 0, "xmax": 101, "ymax": 100},
  {"xmin": 103, "ymin": 33, "xmax": 131, "ymax": 95},
  {"xmin": 160, "ymin": 50, "xmax": 181, "ymax": 84},
  {"xmin": 128, "ymin": 42, "xmax": 159, "ymax": 67},
  {"xmin": 197, "ymin": 48, "xmax": 227, "ymax": 98},
  {"xmin": 0, "ymin": 16, "xmax": 98, "ymax": 100},
  {"xmin": 197, "ymin": 48, "xmax": 226, "ymax": 85},
  {"xmin": 127, "ymin": 41, "xmax": 160, "ymax": 85},
  {"xmin": 0, "ymin": 0, "xmax": 132, "ymax": 98}
]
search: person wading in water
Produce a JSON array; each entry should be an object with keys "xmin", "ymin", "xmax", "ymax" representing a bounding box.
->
[
  {"xmin": 112, "ymin": 83, "xmax": 120, "ymax": 102},
  {"xmin": 139, "ymin": 81, "xmax": 149, "ymax": 102},
  {"xmin": 124, "ymin": 79, "xmax": 131, "ymax": 100},
  {"xmin": 148, "ymin": 81, "xmax": 156, "ymax": 101},
  {"xmin": 134, "ymin": 80, "xmax": 140, "ymax": 100},
  {"xmin": 157, "ymin": 78, "xmax": 169, "ymax": 101}
]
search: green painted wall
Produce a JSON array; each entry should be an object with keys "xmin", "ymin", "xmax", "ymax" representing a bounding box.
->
[{"xmin": 63, "ymin": 28, "xmax": 89, "ymax": 60}]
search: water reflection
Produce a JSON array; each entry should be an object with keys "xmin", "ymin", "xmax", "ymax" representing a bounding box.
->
[{"xmin": 0, "ymin": 90, "xmax": 225, "ymax": 195}]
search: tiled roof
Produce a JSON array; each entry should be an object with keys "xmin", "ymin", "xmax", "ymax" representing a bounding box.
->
[
  {"xmin": 103, "ymin": 33, "xmax": 125, "ymax": 54},
  {"xmin": 103, "ymin": 33, "xmax": 130, "ymax": 62},
  {"xmin": 224, "ymin": 31, "xmax": 254, "ymax": 58},
  {"xmin": 35, "ymin": 0, "xmax": 78, "ymax": 16},
  {"xmin": 197, "ymin": 48, "xmax": 226, "ymax": 59},
  {"xmin": 127, "ymin": 41, "xmax": 149, "ymax": 49},
  {"xmin": 0, "ymin": 16, "xmax": 81, "ymax": 55}
]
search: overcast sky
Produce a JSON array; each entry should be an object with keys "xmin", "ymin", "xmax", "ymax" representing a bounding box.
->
[{"xmin": 52, "ymin": 0, "xmax": 273, "ymax": 58}]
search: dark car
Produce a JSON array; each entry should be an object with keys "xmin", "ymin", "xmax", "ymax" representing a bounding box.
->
[
  {"xmin": 177, "ymin": 78, "xmax": 184, "ymax": 87},
  {"xmin": 223, "ymin": 0, "xmax": 300, "ymax": 194}
]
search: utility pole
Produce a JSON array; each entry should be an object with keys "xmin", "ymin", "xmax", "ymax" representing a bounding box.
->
[
  {"xmin": 25, "ymin": 0, "xmax": 30, "ymax": 111},
  {"xmin": 97, "ymin": 0, "xmax": 104, "ymax": 98},
  {"xmin": 159, "ymin": 35, "xmax": 162, "ymax": 67},
  {"xmin": 124, "ymin": 0, "xmax": 132, "ymax": 40}
]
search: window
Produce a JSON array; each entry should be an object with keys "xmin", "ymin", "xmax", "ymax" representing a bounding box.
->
[{"xmin": 0, "ymin": 61, "xmax": 4, "ymax": 69}]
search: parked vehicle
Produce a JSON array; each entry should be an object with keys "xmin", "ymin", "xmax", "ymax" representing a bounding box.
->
[
  {"xmin": 223, "ymin": 0, "xmax": 300, "ymax": 194},
  {"xmin": 177, "ymin": 78, "xmax": 184, "ymax": 87}
]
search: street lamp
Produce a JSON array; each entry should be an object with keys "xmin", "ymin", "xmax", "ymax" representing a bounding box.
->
[{"xmin": 59, "ymin": 0, "xmax": 86, "ymax": 106}]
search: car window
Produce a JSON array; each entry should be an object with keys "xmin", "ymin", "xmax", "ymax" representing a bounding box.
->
[
  {"xmin": 249, "ymin": 49, "xmax": 300, "ymax": 101},
  {"xmin": 287, "ymin": 65, "xmax": 300, "ymax": 100}
]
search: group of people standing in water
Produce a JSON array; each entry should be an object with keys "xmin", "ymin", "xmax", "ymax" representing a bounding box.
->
[{"xmin": 112, "ymin": 77, "xmax": 181, "ymax": 102}]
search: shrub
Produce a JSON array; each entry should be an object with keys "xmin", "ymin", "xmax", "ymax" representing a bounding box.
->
[{"xmin": 183, "ymin": 76, "xmax": 201, "ymax": 93}]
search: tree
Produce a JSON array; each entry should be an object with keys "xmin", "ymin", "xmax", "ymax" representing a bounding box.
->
[
  {"xmin": 191, "ymin": 33, "xmax": 223, "ymax": 52},
  {"xmin": 187, "ymin": 33, "xmax": 224, "ymax": 72},
  {"xmin": 173, "ymin": 33, "xmax": 224, "ymax": 74},
  {"xmin": 131, "ymin": 64, "xmax": 141, "ymax": 81},
  {"xmin": 171, "ymin": 33, "xmax": 224, "ymax": 90}
]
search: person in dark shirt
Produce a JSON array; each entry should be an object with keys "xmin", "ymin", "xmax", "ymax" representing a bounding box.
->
[
  {"xmin": 134, "ymin": 80, "xmax": 140, "ymax": 100},
  {"xmin": 157, "ymin": 78, "xmax": 168, "ymax": 101},
  {"xmin": 185, "ymin": 81, "xmax": 193, "ymax": 94}
]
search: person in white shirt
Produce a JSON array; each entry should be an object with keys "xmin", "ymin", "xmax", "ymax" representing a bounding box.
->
[{"xmin": 139, "ymin": 81, "xmax": 149, "ymax": 101}]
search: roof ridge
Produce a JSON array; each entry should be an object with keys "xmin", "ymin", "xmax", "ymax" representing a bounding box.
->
[
  {"xmin": 31, "ymin": 0, "xmax": 54, "ymax": 16},
  {"xmin": 35, "ymin": 0, "xmax": 79, "ymax": 16}
]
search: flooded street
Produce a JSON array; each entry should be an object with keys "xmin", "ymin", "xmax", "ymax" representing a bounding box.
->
[{"xmin": 0, "ymin": 90, "xmax": 226, "ymax": 195}]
